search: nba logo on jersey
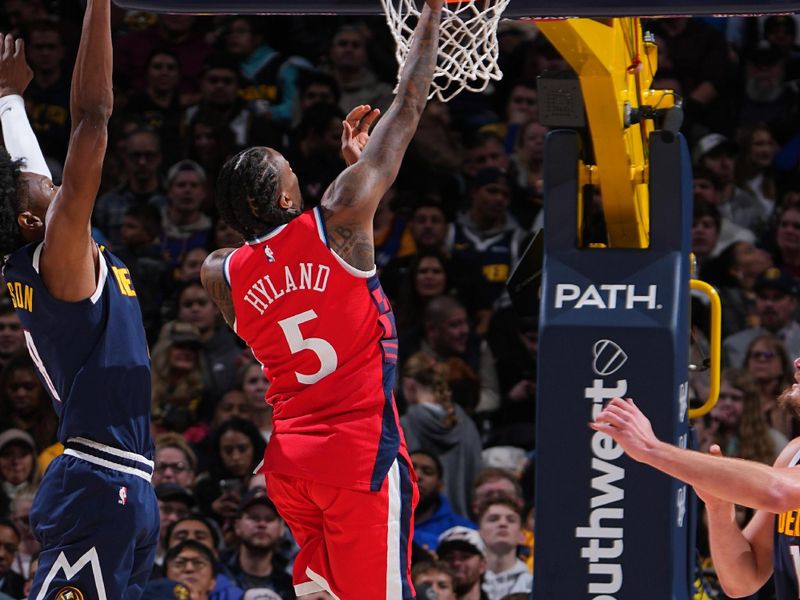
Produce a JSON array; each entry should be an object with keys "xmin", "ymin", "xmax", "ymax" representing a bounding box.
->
[
  {"xmin": 264, "ymin": 245, "xmax": 276, "ymax": 262},
  {"xmin": 118, "ymin": 486, "xmax": 127, "ymax": 506}
]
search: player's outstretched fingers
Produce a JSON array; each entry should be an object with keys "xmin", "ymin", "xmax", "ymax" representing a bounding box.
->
[
  {"xmin": 345, "ymin": 104, "xmax": 370, "ymax": 128},
  {"xmin": 2, "ymin": 34, "xmax": 13, "ymax": 60},
  {"xmin": 357, "ymin": 107, "xmax": 380, "ymax": 133}
]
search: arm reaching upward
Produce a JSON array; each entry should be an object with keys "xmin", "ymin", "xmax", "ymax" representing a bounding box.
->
[
  {"xmin": 322, "ymin": 0, "xmax": 443, "ymax": 270},
  {"xmin": 40, "ymin": 0, "xmax": 113, "ymax": 301}
]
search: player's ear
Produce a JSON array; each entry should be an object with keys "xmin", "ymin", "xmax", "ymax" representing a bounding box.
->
[
  {"xmin": 277, "ymin": 193, "xmax": 292, "ymax": 210},
  {"xmin": 17, "ymin": 210, "xmax": 44, "ymax": 234}
]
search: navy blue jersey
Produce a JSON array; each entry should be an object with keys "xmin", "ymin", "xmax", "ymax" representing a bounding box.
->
[
  {"xmin": 2, "ymin": 242, "xmax": 153, "ymax": 457},
  {"xmin": 774, "ymin": 447, "xmax": 800, "ymax": 599}
]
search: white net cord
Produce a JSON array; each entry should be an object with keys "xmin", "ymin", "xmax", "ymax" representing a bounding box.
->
[{"xmin": 381, "ymin": 0, "xmax": 512, "ymax": 103}]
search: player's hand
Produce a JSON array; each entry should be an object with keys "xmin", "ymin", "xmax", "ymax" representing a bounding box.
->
[
  {"xmin": 590, "ymin": 397, "xmax": 659, "ymax": 464},
  {"xmin": 425, "ymin": 0, "xmax": 445, "ymax": 10},
  {"xmin": 0, "ymin": 34, "xmax": 33, "ymax": 97},
  {"xmin": 341, "ymin": 104, "xmax": 380, "ymax": 166}
]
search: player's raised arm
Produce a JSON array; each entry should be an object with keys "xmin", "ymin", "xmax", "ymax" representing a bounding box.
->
[
  {"xmin": 321, "ymin": 0, "xmax": 442, "ymax": 267},
  {"xmin": 40, "ymin": 0, "xmax": 113, "ymax": 301}
]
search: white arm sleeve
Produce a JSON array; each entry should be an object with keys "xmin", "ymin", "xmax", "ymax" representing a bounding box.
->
[{"xmin": 0, "ymin": 94, "xmax": 52, "ymax": 179}]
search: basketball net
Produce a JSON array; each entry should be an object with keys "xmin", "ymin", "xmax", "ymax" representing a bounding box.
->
[{"xmin": 380, "ymin": 0, "xmax": 512, "ymax": 102}]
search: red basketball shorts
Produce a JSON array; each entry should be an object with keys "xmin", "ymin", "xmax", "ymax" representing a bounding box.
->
[{"xmin": 265, "ymin": 457, "xmax": 418, "ymax": 599}]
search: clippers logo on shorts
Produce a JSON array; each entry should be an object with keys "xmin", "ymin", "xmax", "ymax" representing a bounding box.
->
[
  {"xmin": 55, "ymin": 587, "xmax": 84, "ymax": 600},
  {"xmin": 118, "ymin": 486, "xmax": 127, "ymax": 506}
]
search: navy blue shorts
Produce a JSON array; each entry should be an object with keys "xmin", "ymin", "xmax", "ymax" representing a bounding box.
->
[{"xmin": 28, "ymin": 442, "xmax": 159, "ymax": 600}]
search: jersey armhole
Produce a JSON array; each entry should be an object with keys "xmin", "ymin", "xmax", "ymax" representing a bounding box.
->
[
  {"xmin": 313, "ymin": 206, "xmax": 330, "ymax": 248},
  {"xmin": 222, "ymin": 250, "xmax": 235, "ymax": 288},
  {"xmin": 313, "ymin": 206, "xmax": 376, "ymax": 279},
  {"xmin": 32, "ymin": 242, "xmax": 108, "ymax": 305}
]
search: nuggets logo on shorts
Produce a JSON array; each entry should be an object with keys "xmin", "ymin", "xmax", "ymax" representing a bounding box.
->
[{"xmin": 55, "ymin": 587, "xmax": 84, "ymax": 600}]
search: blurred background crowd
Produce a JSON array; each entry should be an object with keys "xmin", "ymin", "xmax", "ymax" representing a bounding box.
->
[{"xmin": 1, "ymin": 2, "xmax": 800, "ymax": 598}]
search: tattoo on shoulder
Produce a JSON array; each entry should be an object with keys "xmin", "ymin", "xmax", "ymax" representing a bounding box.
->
[{"xmin": 328, "ymin": 224, "xmax": 374, "ymax": 271}]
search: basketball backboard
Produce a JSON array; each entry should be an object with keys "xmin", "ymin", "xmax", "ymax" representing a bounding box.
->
[{"xmin": 112, "ymin": 0, "xmax": 800, "ymax": 17}]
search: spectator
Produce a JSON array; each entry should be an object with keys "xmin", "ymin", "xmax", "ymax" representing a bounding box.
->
[
  {"xmin": 436, "ymin": 526, "xmax": 489, "ymax": 600},
  {"xmin": 292, "ymin": 71, "xmax": 340, "ymax": 127},
  {"xmin": 412, "ymin": 99, "xmax": 465, "ymax": 177},
  {"xmin": 193, "ymin": 418, "xmax": 266, "ymax": 529},
  {"xmin": 462, "ymin": 132, "xmax": 510, "ymax": 181},
  {"xmin": 409, "ymin": 450, "xmax": 477, "ymax": 552},
  {"xmin": 700, "ymin": 240, "xmax": 773, "ymax": 338},
  {"xmin": 183, "ymin": 55, "xmax": 281, "ymax": 151},
  {"xmin": 692, "ymin": 166, "xmax": 756, "ymax": 256},
  {"xmin": 151, "ymin": 322, "xmax": 209, "ymax": 438},
  {"xmin": 154, "ymin": 483, "xmax": 198, "ymax": 573},
  {"xmin": 124, "ymin": 49, "xmax": 186, "ymax": 166},
  {"xmin": 212, "ymin": 390, "xmax": 253, "ymax": 431},
  {"xmin": 447, "ymin": 168, "xmax": 528, "ymax": 306},
  {"xmin": 172, "ymin": 280, "xmax": 242, "ymax": 404},
  {"xmin": 770, "ymin": 201, "xmax": 800, "ymax": 278},
  {"xmin": 165, "ymin": 516, "xmax": 245, "ymax": 600},
  {"xmin": 114, "ymin": 15, "xmax": 213, "ymax": 101},
  {"xmin": 691, "ymin": 198, "xmax": 722, "ymax": 267},
  {"xmin": 179, "ymin": 247, "xmax": 210, "ymax": 284},
  {"xmin": 153, "ymin": 432, "xmax": 198, "ymax": 489},
  {"xmin": 22, "ymin": 20, "xmax": 70, "ymax": 164},
  {"xmin": 9, "ymin": 490, "xmax": 37, "ymax": 584},
  {"xmin": 735, "ymin": 122, "xmax": 779, "ymax": 216},
  {"xmin": 480, "ymin": 81, "xmax": 539, "ymax": 154},
  {"xmin": 743, "ymin": 333, "xmax": 797, "ymax": 438},
  {"xmin": 165, "ymin": 540, "xmax": 219, "ymax": 600},
  {"xmin": 0, "ymin": 430, "xmax": 39, "ymax": 522},
  {"xmin": 723, "ymin": 267, "xmax": 800, "ymax": 367},
  {"xmin": 0, "ymin": 353, "xmax": 57, "ymax": 452},
  {"xmin": 693, "ymin": 133, "xmax": 767, "ymax": 234},
  {"xmin": 93, "ymin": 128, "xmax": 168, "ymax": 250},
  {"xmin": 402, "ymin": 355, "xmax": 483, "ymax": 518},
  {"xmin": 469, "ymin": 467, "xmax": 525, "ymax": 521},
  {"xmin": 225, "ymin": 488, "xmax": 294, "ymax": 597},
  {"xmin": 476, "ymin": 497, "xmax": 532, "ymax": 600},
  {"xmin": 403, "ymin": 296, "xmax": 501, "ymax": 416},
  {"xmin": 0, "ymin": 298, "xmax": 25, "ymax": 373},
  {"xmin": 115, "ymin": 203, "xmax": 171, "ymax": 344},
  {"xmin": 738, "ymin": 45, "xmax": 800, "ymax": 137},
  {"xmin": 237, "ymin": 363, "xmax": 271, "ymax": 442},
  {"xmin": 507, "ymin": 118, "xmax": 546, "ymax": 230},
  {"xmin": 0, "ymin": 519, "xmax": 23, "ymax": 599},
  {"xmin": 324, "ymin": 24, "xmax": 393, "ymax": 114},
  {"xmin": 159, "ymin": 160, "xmax": 213, "ymax": 270},
  {"xmin": 225, "ymin": 16, "xmax": 313, "ymax": 126},
  {"xmin": 701, "ymin": 368, "xmax": 786, "ymax": 463},
  {"xmin": 284, "ymin": 102, "xmax": 347, "ymax": 209},
  {"xmin": 185, "ymin": 108, "xmax": 237, "ymax": 188},
  {"xmin": 381, "ymin": 198, "xmax": 493, "ymax": 331},
  {"xmin": 412, "ymin": 561, "xmax": 458, "ymax": 600}
]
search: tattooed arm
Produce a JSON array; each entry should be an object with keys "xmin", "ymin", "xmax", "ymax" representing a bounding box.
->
[
  {"xmin": 321, "ymin": 0, "xmax": 443, "ymax": 270},
  {"xmin": 201, "ymin": 249, "xmax": 237, "ymax": 330}
]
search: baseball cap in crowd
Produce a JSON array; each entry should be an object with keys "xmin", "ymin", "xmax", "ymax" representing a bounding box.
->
[
  {"xmin": 239, "ymin": 486, "xmax": 277, "ymax": 514},
  {"xmin": 155, "ymin": 483, "xmax": 197, "ymax": 508},
  {"xmin": 140, "ymin": 579, "xmax": 191, "ymax": 600},
  {"xmin": 243, "ymin": 590, "xmax": 283, "ymax": 600},
  {"xmin": 693, "ymin": 133, "xmax": 738, "ymax": 165},
  {"xmin": 436, "ymin": 526, "xmax": 486, "ymax": 558},
  {"xmin": 468, "ymin": 167, "xmax": 510, "ymax": 192},
  {"xmin": 754, "ymin": 267, "xmax": 799, "ymax": 296},
  {"xmin": 0, "ymin": 429, "xmax": 36, "ymax": 455}
]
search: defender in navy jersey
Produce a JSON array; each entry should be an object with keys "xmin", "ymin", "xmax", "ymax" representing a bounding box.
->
[
  {"xmin": 0, "ymin": 2, "xmax": 158, "ymax": 598},
  {"xmin": 591, "ymin": 361, "xmax": 800, "ymax": 599}
]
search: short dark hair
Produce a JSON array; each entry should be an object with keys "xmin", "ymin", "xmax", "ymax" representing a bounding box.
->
[
  {"xmin": 124, "ymin": 203, "xmax": 162, "ymax": 239},
  {"xmin": 409, "ymin": 449, "xmax": 444, "ymax": 479},
  {"xmin": 0, "ymin": 147, "xmax": 26, "ymax": 256},
  {"xmin": 216, "ymin": 147, "xmax": 295, "ymax": 238},
  {"xmin": 693, "ymin": 198, "xmax": 721, "ymax": 231},
  {"xmin": 298, "ymin": 70, "xmax": 341, "ymax": 104},
  {"xmin": 0, "ymin": 518, "xmax": 20, "ymax": 542},
  {"xmin": 476, "ymin": 494, "xmax": 524, "ymax": 523},
  {"xmin": 164, "ymin": 540, "xmax": 217, "ymax": 575},
  {"xmin": 164, "ymin": 515, "xmax": 221, "ymax": 552},
  {"xmin": 297, "ymin": 103, "xmax": 345, "ymax": 141}
]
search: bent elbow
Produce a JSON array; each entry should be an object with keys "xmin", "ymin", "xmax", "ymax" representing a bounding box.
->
[
  {"xmin": 719, "ymin": 580, "xmax": 760, "ymax": 599},
  {"xmin": 771, "ymin": 478, "xmax": 800, "ymax": 513}
]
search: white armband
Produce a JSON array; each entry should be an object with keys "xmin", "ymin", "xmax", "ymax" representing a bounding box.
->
[{"xmin": 0, "ymin": 94, "xmax": 52, "ymax": 179}]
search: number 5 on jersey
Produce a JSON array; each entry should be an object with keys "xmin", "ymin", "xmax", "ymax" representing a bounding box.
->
[{"xmin": 278, "ymin": 310, "xmax": 338, "ymax": 384}]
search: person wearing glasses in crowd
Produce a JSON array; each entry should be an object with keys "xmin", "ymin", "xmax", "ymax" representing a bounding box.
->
[
  {"xmin": 723, "ymin": 268, "xmax": 800, "ymax": 368},
  {"xmin": 153, "ymin": 432, "xmax": 198, "ymax": 488},
  {"xmin": 165, "ymin": 540, "xmax": 219, "ymax": 600}
]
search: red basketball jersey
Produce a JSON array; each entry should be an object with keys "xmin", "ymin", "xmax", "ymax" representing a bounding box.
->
[{"xmin": 226, "ymin": 207, "xmax": 407, "ymax": 491}]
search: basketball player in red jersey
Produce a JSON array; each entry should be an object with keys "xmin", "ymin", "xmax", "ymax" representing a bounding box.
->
[{"xmin": 201, "ymin": 1, "xmax": 443, "ymax": 598}]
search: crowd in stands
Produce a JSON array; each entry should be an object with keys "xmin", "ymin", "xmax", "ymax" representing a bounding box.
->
[{"xmin": 1, "ymin": 3, "xmax": 800, "ymax": 598}]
